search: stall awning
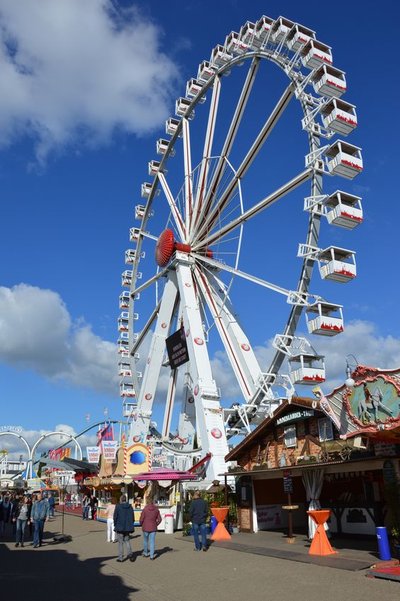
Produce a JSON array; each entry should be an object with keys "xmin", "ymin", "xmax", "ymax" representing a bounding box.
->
[{"xmin": 132, "ymin": 468, "xmax": 198, "ymax": 481}]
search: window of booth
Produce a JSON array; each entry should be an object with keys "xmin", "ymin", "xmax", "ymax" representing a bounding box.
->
[
  {"xmin": 318, "ymin": 418, "xmax": 333, "ymax": 442},
  {"xmin": 284, "ymin": 425, "xmax": 297, "ymax": 448}
]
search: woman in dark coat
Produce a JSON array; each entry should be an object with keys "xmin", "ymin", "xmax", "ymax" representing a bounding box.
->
[
  {"xmin": 113, "ymin": 495, "xmax": 135, "ymax": 562},
  {"xmin": 139, "ymin": 497, "xmax": 161, "ymax": 560}
]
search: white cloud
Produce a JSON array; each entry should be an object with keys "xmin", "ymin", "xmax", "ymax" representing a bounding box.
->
[
  {"xmin": 0, "ymin": 0, "xmax": 180, "ymax": 161},
  {"xmin": 0, "ymin": 283, "xmax": 118, "ymax": 394}
]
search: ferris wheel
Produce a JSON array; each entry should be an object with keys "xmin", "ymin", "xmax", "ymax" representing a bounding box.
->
[{"xmin": 117, "ymin": 15, "xmax": 363, "ymax": 482}]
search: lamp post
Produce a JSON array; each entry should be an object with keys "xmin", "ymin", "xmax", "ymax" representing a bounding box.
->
[{"xmin": 345, "ymin": 354, "xmax": 358, "ymax": 388}]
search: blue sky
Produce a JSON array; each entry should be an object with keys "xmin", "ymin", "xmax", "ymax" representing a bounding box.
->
[{"xmin": 0, "ymin": 0, "xmax": 399, "ymax": 457}]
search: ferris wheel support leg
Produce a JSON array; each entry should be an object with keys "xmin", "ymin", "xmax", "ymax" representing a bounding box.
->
[
  {"xmin": 162, "ymin": 368, "xmax": 178, "ymax": 441},
  {"xmin": 194, "ymin": 266, "xmax": 262, "ymax": 403},
  {"xmin": 128, "ymin": 274, "xmax": 178, "ymax": 446},
  {"xmin": 175, "ymin": 255, "xmax": 229, "ymax": 483}
]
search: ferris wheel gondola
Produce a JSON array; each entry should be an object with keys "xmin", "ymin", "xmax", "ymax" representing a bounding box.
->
[{"xmin": 118, "ymin": 15, "xmax": 363, "ymax": 482}]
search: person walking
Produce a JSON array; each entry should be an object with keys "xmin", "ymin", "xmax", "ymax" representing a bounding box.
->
[
  {"xmin": 90, "ymin": 495, "xmax": 98, "ymax": 520},
  {"xmin": 189, "ymin": 491, "xmax": 209, "ymax": 552},
  {"xmin": 113, "ymin": 495, "xmax": 135, "ymax": 562},
  {"xmin": 139, "ymin": 497, "xmax": 162, "ymax": 560},
  {"xmin": 31, "ymin": 492, "xmax": 49, "ymax": 548},
  {"xmin": 0, "ymin": 495, "xmax": 12, "ymax": 538},
  {"xmin": 106, "ymin": 499, "xmax": 116, "ymax": 543},
  {"xmin": 12, "ymin": 495, "xmax": 32, "ymax": 547},
  {"xmin": 47, "ymin": 493, "xmax": 55, "ymax": 519},
  {"xmin": 82, "ymin": 493, "xmax": 91, "ymax": 520}
]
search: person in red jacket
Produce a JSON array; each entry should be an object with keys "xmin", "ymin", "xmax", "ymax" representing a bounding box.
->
[{"xmin": 139, "ymin": 496, "xmax": 162, "ymax": 560}]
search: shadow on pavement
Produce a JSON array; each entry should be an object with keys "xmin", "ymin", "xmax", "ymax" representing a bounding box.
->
[{"xmin": 0, "ymin": 538, "xmax": 137, "ymax": 601}]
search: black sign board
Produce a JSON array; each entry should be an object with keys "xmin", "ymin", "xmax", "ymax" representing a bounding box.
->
[
  {"xmin": 283, "ymin": 476, "xmax": 293, "ymax": 494},
  {"xmin": 166, "ymin": 327, "xmax": 189, "ymax": 369}
]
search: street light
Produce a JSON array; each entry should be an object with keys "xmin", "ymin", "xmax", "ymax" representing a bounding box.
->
[{"xmin": 345, "ymin": 354, "xmax": 358, "ymax": 388}]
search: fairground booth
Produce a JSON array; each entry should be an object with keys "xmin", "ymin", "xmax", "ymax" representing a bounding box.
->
[{"xmin": 225, "ymin": 365, "xmax": 400, "ymax": 540}]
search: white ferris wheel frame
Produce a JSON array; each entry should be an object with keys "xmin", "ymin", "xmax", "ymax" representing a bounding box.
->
[{"xmin": 119, "ymin": 16, "xmax": 362, "ymax": 482}]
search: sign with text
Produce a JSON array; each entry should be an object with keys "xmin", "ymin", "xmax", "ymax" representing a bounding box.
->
[
  {"xmin": 102, "ymin": 440, "xmax": 119, "ymax": 462},
  {"xmin": 86, "ymin": 446, "xmax": 100, "ymax": 464},
  {"xmin": 283, "ymin": 476, "xmax": 293, "ymax": 494},
  {"xmin": 166, "ymin": 327, "xmax": 189, "ymax": 369}
]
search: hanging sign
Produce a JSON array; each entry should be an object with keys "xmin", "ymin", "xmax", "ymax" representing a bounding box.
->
[
  {"xmin": 277, "ymin": 410, "xmax": 314, "ymax": 426},
  {"xmin": 166, "ymin": 327, "xmax": 189, "ymax": 369},
  {"xmin": 283, "ymin": 476, "xmax": 293, "ymax": 494},
  {"xmin": 86, "ymin": 446, "xmax": 101, "ymax": 463},
  {"xmin": 102, "ymin": 441, "xmax": 119, "ymax": 462}
]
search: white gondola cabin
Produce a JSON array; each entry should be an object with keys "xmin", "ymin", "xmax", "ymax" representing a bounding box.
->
[
  {"xmin": 325, "ymin": 141, "xmax": 363, "ymax": 179},
  {"xmin": 119, "ymin": 331, "xmax": 129, "ymax": 342},
  {"xmin": 118, "ymin": 340, "xmax": 129, "ymax": 355},
  {"xmin": 118, "ymin": 312, "xmax": 129, "ymax": 332},
  {"xmin": 312, "ymin": 65, "xmax": 346, "ymax": 98},
  {"xmin": 175, "ymin": 97, "xmax": 195, "ymax": 120},
  {"xmin": 129, "ymin": 227, "xmax": 141, "ymax": 242},
  {"xmin": 120, "ymin": 382, "xmax": 136, "ymax": 398},
  {"xmin": 123, "ymin": 402, "xmax": 137, "ymax": 417},
  {"xmin": 239, "ymin": 21, "xmax": 256, "ymax": 47},
  {"xmin": 289, "ymin": 353, "xmax": 326, "ymax": 385},
  {"xmin": 119, "ymin": 291, "xmax": 130, "ymax": 309},
  {"xmin": 318, "ymin": 246, "xmax": 357, "ymax": 282},
  {"xmin": 286, "ymin": 23, "xmax": 315, "ymax": 52},
  {"xmin": 148, "ymin": 160, "xmax": 162, "ymax": 176},
  {"xmin": 271, "ymin": 17, "xmax": 295, "ymax": 44},
  {"xmin": 306, "ymin": 302, "xmax": 344, "ymax": 336},
  {"xmin": 197, "ymin": 61, "xmax": 216, "ymax": 83},
  {"xmin": 140, "ymin": 183, "xmax": 152, "ymax": 199},
  {"xmin": 186, "ymin": 78, "xmax": 206, "ymax": 103},
  {"xmin": 156, "ymin": 138, "xmax": 169, "ymax": 155},
  {"xmin": 118, "ymin": 361, "xmax": 132, "ymax": 377},
  {"xmin": 125, "ymin": 249, "xmax": 136, "ymax": 264},
  {"xmin": 254, "ymin": 16, "xmax": 274, "ymax": 48},
  {"xmin": 225, "ymin": 31, "xmax": 249, "ymax": 55},
  {"xmin": 210, "ymin": 44, "xmax": 232, "ymax": 67},
  {"xmin": 122, "ymin": 270, "xmax": 132, "ymax": 287},
  {"xmin": 301, "ymin": 39, "xmax": 332, "ymax": 69},
  {"xmin": 166, "ymin": 117, "xmax": 181, "ymax": 136},
  {"xmin": 323, "ymin": 191, "xmax": 363, "ymax": 229},
  {"xmin": 321, "ymin": 99, "xmax": 358, "ymax": 136}
]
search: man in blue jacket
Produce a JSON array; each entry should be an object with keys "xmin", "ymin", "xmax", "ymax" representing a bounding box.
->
[
  {"xmin": 31, "ymin": 492, "xmax": 49, "ymax": 548},
  {"xmin": 189, "ymin": 490, "xmax": 209, "ymax": 552},
  {"xmin": 113, "ymin": 495, "xmax": 135, "ymax": 562}
]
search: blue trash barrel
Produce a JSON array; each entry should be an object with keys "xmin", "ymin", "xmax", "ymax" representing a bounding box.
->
[
  {"xmin": 376, "ymin": 526, "xmax": 391, "ymax": 561},
  {"xmin": 210, "ymin": 516, "xmax": 218, "ymax": 534}
]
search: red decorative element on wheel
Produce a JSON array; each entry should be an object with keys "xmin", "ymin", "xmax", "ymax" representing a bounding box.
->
[
  {"xmin": 194, "ymin": 385, "xmax": 199, "ymax": 396},
  {"xmin": 155, "ymin": 229, "xmax": 175, "ymax": 267},
  {"xmin": 211, "ymin": 428, "xmax": 222, "ymax": 439},
  {"xmin": 145, "ymin": 393, "xmax": 152, "ymax": 400},
  {"xmin": 241, "ymin": 343, "xmax": 250, "ymax": 351},
  {"xmin": 194, "ymin": 337, "xmax": 204, "ymax": 345},
  {"xmin": 155, "ymin": 229, "xmax": 192, "ymax": 267},
  {"xmin": 161, "ymin": 322, "xmax": 167, "ymax": 328}
]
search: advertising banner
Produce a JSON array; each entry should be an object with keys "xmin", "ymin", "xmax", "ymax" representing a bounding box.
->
[
  {"xmin": 86, "ymin": 446, "xmax": 101, "ymax": 463},
  {"xmin": 102, "ymin": 440, "xmax": 119, "ymax": 462}
]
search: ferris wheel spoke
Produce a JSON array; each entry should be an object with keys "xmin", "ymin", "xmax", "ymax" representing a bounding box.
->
[
  {"xmin": 131, "ymin": 267, "xmax": 169, "ymax": 298},
  {"xmin": 194, "ymin": 81, "xmax": 296, "ymax": 243},
  {"xmin": 182, "ymin": 118, "xmax": 194, "ymax": 239},
  {"xmin": 190, "ymin": 76, "xmax": 221, "ymax": 238},
  {"xmin": 193, "ymin": 167, "xmax": 312, "ymax": 250},
  {"xmin": 129, "ymin": 300, "xmax": 161, "ymax": 358},
  {"xmin": 158, "ymin": 171, "xmax": 186, "ymax": 241},
  {"xmin": 194, "ymin": 266, "xmax": 262, "ymax": 402},
  {"xmin": 192, "ymin": 58, "xmax": 260, "ymax": 238},
  {"xmin": 194, "ymin": 253, "xmax": 315, "ymax": 305}
]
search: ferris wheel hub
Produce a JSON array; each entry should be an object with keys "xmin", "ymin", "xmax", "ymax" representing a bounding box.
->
[{"xmin": 155, "ymin": 229, "xmax": 191, "ymax": 267}]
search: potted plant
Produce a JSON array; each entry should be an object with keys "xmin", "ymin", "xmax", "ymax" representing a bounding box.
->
[{"xmin": 390, "ymin": 526, "xmax": 400, "ymax": 559}]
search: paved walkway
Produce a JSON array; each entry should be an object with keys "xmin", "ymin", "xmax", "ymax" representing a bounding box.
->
[{"xmin": 0, "ymin": 512, "xmax": 399, "ymax": 601}]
